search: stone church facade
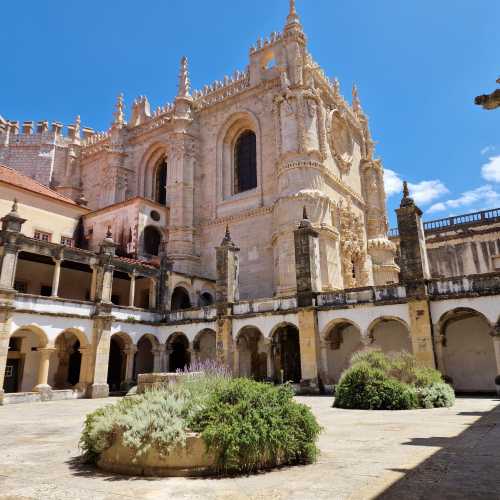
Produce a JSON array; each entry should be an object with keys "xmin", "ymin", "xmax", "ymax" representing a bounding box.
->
[
  {"xmin": 0, "ymin": 1, "xmax": 499, "ymax": 403},
  {"xmin": 0, "ymin": 0, "xmax": 399, "ymax": 300}
]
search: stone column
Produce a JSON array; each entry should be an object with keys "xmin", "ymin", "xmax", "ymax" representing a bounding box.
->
[
  {"xmin": 408, "ymin": 300, "xmax": 436, "ymax": 369},
  {"xmin": 434, "ymin": 332, "xmax": 447, "ymax": 374},
  {"xmin": 89, "ymin": 265, "xmax": 98, "ymax": 301},
  {"xmin": 216, "ymin": 314, "xmax": 234, "ymax": 373},
  {"xmin": 294, "ymin": 208, "xmax": 321, "ymax": 307},
  {"xmin": 319, "ymin": 340, "xmax": 330, "ymax": 385},
  {"xmin": 0, "ymin": 299, "xmax": 14, "ymax": 404},
  {"xmin": 88, "ymin": 308, "xmax": 113, "ymax": 398},
  {"xmin": 33, "ymin": 348, "xmax": 56, "ymax": 395},
  {"xmin": 297, "ymin": 308, "xmax": 321, "ymax": 392},
  {"xmin": 233, "ymin": 341, "xmax": 240, "ymax": 377},
  {"xmin": 0, "ymin": 244, "xmax": 19, "ymax": 291},
  {"xmin": 263, "ymin": 338, "xmax": 273, "ymax": 380},
  {"xmin": 51, "ymin": 258, "xmax": 62, "ymax": 298},
  {"xmin": 493, "ymin": 335, "xmax": 500, "ymax": 376},
  {"xmin": 76, "ymin": 345, "xmax": 92, "ymax": 393},
  {"xmin": 166, "ymin": 348, "xmax": 173, "ymax": 372},
  {"xmin": 152, "ymin": 347, "xmax": 164, "ymax": 373},
  {"xmin": 128, "ymin": 272, "xmax": 136, "ymax": 307},
  {"xmin": 149, "ymin": 278, "xmax": 157, "ymax": 310},
  {"xmin": 215, "ymin": 226, "xmax": 240, "ymax": 305},
  {"xmin": 124, "ymin": 346, "xmax": 137, "ymax": 384}
]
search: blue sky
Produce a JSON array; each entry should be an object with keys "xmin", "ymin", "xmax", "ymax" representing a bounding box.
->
[{"xmin": 1, "ymin": 0, "xmax": 499, "ymax": 226}]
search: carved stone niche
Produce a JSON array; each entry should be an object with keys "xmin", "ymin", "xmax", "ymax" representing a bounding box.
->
[{"xmin": 328, "ymin": 110, "xmax": 354, "ymax": 175}]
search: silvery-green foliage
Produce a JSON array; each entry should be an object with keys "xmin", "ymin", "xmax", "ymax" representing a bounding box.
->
[{"xmin": 417, "ymin": 382, "xmax": 455, "ymax": 409}]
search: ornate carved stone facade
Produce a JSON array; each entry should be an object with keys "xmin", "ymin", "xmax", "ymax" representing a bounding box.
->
[{"xmin": 0, "ymin": 1, "xmax": 399, "ymax": 299}]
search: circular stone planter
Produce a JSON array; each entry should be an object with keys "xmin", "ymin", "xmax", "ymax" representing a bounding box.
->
[{"xmin": 97, "ymin": 432, "xmax": 218, "ymax": 477}]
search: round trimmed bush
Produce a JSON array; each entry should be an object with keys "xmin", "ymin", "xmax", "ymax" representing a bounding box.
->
[
  {"xmin": 334, "ymin": 363, "xmax": 418, "ymax": 410},
  {"xmin": 334, "ymin": 350, "xmax": 454, "ymax": 410}
]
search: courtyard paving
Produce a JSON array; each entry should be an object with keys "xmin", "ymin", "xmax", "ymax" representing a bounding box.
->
[{"xmin": 0, "ymin": 396, "xmax": 499, "ymax": 500}]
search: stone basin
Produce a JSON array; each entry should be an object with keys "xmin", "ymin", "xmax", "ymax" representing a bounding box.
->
[{"xmin": 97, "ymin": 432, "xmax": 218, "ymax": 477}]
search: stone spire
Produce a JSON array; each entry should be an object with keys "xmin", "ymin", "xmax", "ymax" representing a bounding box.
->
[
  {"xmin": 221, "ymin": 225, "xmax": 235, "ymax": 247},
  {"xmin": 285, "ymin": 0, "xmax": 302, "ymax": 33},
  {"xmin": 74, "ymin": 115, "xmax": 81, "ymax": 139},
  {"xmin": 352, "ymin": 84, "xmax": 362, "ymax": 114},
  {"xmin": 177, "ymin": 56, "xmax": 191, "ymax": 98},
  {"xmin": 113, "ymin": 93, "xmax": 125, "ymax": 127},
  {"xmin": 400, "ymin": 181, "xmax": 415, "ymax": 208}
]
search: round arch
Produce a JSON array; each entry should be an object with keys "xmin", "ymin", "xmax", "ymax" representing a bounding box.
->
[
  {"xmin": 193, "ymin": 328, "xmax": 216, "ymax": 364},
  {"xmin": 367, "ymin": 316, "xmax": 412, "ymax": 354},
  {"xmin": 271, "ymin": 323, "xmax": 301, "ymax": 384},
  {"xmin": 143, "ymin": 225, "xmax": 163, "ymax": 256},
  {"xmin": 216, "ymin": 110, "xmax": 263, "ymax": 202},
  {"xmin": 171, "ymin": 286, "xmax": 192, "ymax": 311},
  {"xmin": 107, "ymin": 332, "xmax": 133, "ymax": 392},
  {"xmin": 52, "ymin": 329, "xmax": 87, "ymax": 389},
  {"xmin": 137, "ymin": 143, "xmax": 169, "ymax": 201},
  {"xmin": 54, "ymin": 328, "xmax": 89, "ymax": 348},
  {"xmin": 167, "ymin": 332, "xmax": 190, "ymax": 372},
  {"xmin": 236, "ymin": 326, "xmax": 267, "ymax": 380},
  {"xmin": 437, "ymin": 307, "xmax": 496, "ymax": 392},
  {"xmin": 11, "ymin": 325, "xmax": 49, "ymax": 348},
  {"xmin": 322, "ymin": 319, "xmax": 363, "ymax": 384}
]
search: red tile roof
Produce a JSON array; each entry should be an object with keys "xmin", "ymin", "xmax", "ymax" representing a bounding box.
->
[
  {"xmin": 0, "ymin": 164, "xmax": 82, "ymax": 207},
  {"xmin": 115, "ymin": 255, "xmax": 159, "ymax": 269}
]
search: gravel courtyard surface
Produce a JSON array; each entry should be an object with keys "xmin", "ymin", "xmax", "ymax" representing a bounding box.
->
[{"xmin": 0, "ymin": 396, "xmax": 499, "ymax": 500}]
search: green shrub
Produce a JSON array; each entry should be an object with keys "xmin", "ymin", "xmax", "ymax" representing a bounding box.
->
[
  {"xmin": 189, "ymin": 378, "xmax": 321, "ymax": 474},
  {"xmin": 334, "ymin": 363, "xmax": 418, "ymax": 410},
  {"xmin": 334, "ymin": 350, "xmax": 453, "ymax": 410},
  {"xmin": 417, "ymin": 382, "xmax": 455, "ymax": 409}
]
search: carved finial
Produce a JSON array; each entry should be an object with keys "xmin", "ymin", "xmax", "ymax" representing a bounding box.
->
[
  {"xmin": 333, "ymin": 78, "xmax": 340, "ymax": 97},
  {"xmin": 352, "ymin": 84, "xmax": 361, "ymax": 114},
  {"xmin": 106, "ymin": 226, "xmax": 113, "ymax": 239},
  {"xmin": 302, "ymin": 206, "xmax": 308, "ymax": 220},
  {"xmin": 222, "ymin": 224, "xmax": 232, "ymax": 245},
  {"xmin": 285, "ymin": 0, "xmax": 302, "ymax": 32},
  {"xmin": 178, "ymin": 56, "xmax": 191, "ymax": 98},
  {"xmin": 11, "ymin": 198, "xmax": 18, "ymax": 215},
  {"xmin": 74, "ymin": 115, "xmax": 81, "ymax": 139},
  {"xmin": 400, "ymin": 181, "xmax": 415, "ymax": 208},
  {"xmin": 113, "ymin": 93, "xmax": 125, "ymax": 127}
]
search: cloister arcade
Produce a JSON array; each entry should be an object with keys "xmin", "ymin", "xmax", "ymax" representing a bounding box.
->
[{"xmin": 2, "ymin": 294, "xmax": 500, "ymax": 399}]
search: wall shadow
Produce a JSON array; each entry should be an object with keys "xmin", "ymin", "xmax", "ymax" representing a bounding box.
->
[{"xmin": 377, "ymin": 399, "xmax": 500, "ymax": 499}]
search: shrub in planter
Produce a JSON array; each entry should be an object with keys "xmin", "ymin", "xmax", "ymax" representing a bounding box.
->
[
  {"xmin": 189, "ymin": 379, "xmax": 321, "ymax": 474},
  {"xmin": 417, "ymin": 382, "xmax": 456, "ymax": 409}
]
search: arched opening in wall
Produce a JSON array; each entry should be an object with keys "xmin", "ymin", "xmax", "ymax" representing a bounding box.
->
[
  {"xmin": 52, "ymin": 330, "xmax": 86, "ymax": 389},
  {"xmin": 193, "ymin": 329, "xmax": 216, "ymax": 364},
  {"xmin": 234, "ymin": 130, "xmax": 257, "ymax": 194},
  {"xmin": 199, "ymin": 292, "xmax": 214, "ymax": 307},
  {"xmin": 171, "ymin": 287, "xmax": 191, "ymax": 311},
  {"xmin": 324, "ymin": 320, "xmax": 363, "ymax": 384},
  {"xmin": 3, "ymin": 327, "xmax": 48, "ymax": 394},
  {"xmin": 134, "ymin": 335, "xmax": 155, "ymax": 378},
  {"xmin": 143, "ymin": 226, "xmax": 162, "ymax": 256},
  {"xmin": 167, "ymin": 333, "xmax": 190, "ymax": 372},
  {"xmin": 111, "ymin": 271, "xmax": 131, "ymax": 306},
  {"xmin": 107, "ymin": 334, "xmax": 129, "ymax": 392},
  {"xmin": 440, "ymin": 309, "xmax": 497, "ymax": 392},
  {"xmin": 237, "ymin": 327, "xmax": 267, "ymax": 381},
  {"xmin": 369, "ymin": 318, "xmax": 412, "ymax": 355},
  {"xmin": 272, "ymin": 324, "xmax": 301, "ymax": 384},
  {"xmin": 154, "ymin": 158, "xmax": 168, "ymax": 205}
]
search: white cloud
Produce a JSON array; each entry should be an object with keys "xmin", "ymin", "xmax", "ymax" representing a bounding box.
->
[
  {"xmin": 427, "ymin": 185, "xmax": 500, "ymax": 214},
  {"xmin": 383, "ymin": 169, "xmax": 403, "ymax": 197},
  {"xmin": 481, "ymin": 155, "xmax": 500, "ymax": 183},
  {"xmin": 384, "ymin": 169, "xmax": 448, "ymax": 205},
  {"xmin": 480, "ymin": 145, "xmax": 495, "ymax": 156}
]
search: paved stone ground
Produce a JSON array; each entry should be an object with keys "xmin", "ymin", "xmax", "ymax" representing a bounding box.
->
[{"xmin": 0, "ymin": 396, "xmax": 499, "ymax": 500}]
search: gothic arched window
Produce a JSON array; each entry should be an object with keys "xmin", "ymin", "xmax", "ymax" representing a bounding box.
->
[
  {"xmin": 154, "ymin": 159, "xmax": 167, "ymax": 205},
  {"xmin": 144, "ymin": 226, "xmax": 161, "ymax": 256},
  {"xmin": 234, "ymin": 130, "xmax": 257, "ymax": 194}
]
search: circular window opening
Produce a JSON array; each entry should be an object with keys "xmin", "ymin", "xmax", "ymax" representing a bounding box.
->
[{"xmin": 150, "ymin": 210, "xmax": 161, "ymax": 222}]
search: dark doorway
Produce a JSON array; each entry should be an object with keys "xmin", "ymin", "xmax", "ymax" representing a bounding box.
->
[
  {"xmin": 134, "ymin": 336, "xmax": 154, "ymax": 378},
  {"xmin": 273, "ymin": 325, "xmax": 301, "ymax": 384},
  {"xmin": 3, "ymin": 359, "xmax": 19, "ymax": 393},
  {"xmin": 67, "ymin": 340, "xmax": 81, "ymax": 386},
  {"xmin": 199, "ymin": 292, "xmax": 214, "ymax": 306},
  {"xmin": 144, "ymin": 226, "xmax": 161, "ymax": 256},
  {"xmin": 171, "ymin": 287, "xmax": 191, "ymax": 311},
  {"xmin": 107, "ymin": 337, "xmax": 124, "ymax": 392},
  {"xmin": 169, "ymin": 335, "xmax": 190, "ymax": 372}
]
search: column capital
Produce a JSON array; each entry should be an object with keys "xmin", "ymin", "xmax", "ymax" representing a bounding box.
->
[{"xmin": 125, "ymin": 345, "xmax": 138, "ymax": 355}]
